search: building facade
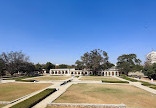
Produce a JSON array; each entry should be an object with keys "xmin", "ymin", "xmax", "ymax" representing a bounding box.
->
[
  {"xmin": 50, "ymin": 66, "xmax": 120, "ymax": 76},
  {"xmin": 146, "ymin": 51, "xmax": 156, "ymax": 65}
]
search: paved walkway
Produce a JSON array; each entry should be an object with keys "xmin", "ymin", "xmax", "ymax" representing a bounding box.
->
[
  {"xmin": 33, "ymin": 77, "xmax": 76, "ymax": 108},
  {"xmin": 130, "ymin": 77, "xmax": 156, "ymax": 85},
  {"xmin": 114, "ymin": 76, "xmax": 156, "ymax": 94},
  {"xmin": 3, "ymin": 76, "xmax": 156, "ymax": 108}
]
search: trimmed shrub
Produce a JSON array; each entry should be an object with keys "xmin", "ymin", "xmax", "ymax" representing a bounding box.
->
[
  {"xmin": 10, "ymin": 88, "xmax": 56, "ymax": 108},
  {"xmin": 120, "ymin": 75, "xmax": 138, "ymax": 82},
  {"xmin": 16, "ymin": 79, "xmax": 37, "ymax": 82},
  {"xmin": 102, "ymin": 80, "xmax": 129, "ymax": 83}
]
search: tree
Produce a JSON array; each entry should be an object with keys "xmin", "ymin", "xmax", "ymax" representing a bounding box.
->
[
  {"xmin": 143, "ymin": 63, "xmax": 156, "ymax": 80},
  {"xmin": 19, "ymin": 62, "xmax": 35, "ymax": 76},
  {"xmin": 58, "ymin": 64, "xmax": 68, "ymax": 69},
  {"xmin": 0, "ymin": 51, "xmax": 29, "ymax": 76},
  {"xmin": 43, "ymin": 62, "xmax": 55, "ymax": 72},
  {"xmin": 75, "ymin": 49, "xmax": 113, "ymax": 75},
  {"xmin": 35, "ymin": 63, "xmax": 43, "ymax": 72},
  {"xmin": 0, "ymin": 58, "xmax": 5, "ymax": 77},
  {"xmin": 117, "ymin": 54, "xmax": 142, "ymax": 75}
]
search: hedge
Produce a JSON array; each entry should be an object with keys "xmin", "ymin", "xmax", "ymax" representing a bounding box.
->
[
  {"xmin": 10, "ymin": 88, "xmax": 56, "ymax": 108},
  {"xmin": 102, "ymin": 80, "xmax": 129, "ymax": 83},
  {"xmin": 15, "ymin": 79, "xmax": 37, "ymax": 82},
  {"xmin": 120, "ymin": 75, "xmax": 138, "ymax": 82},
  {"xmin": 139, "ymin": 81, "xmax": 156, "ymax": 90}
]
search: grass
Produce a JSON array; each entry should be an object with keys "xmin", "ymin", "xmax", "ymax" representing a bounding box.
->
[
  {"xmin": 120, "ymin": 75, "xmax": 138, "ymax": 82},
  {"xmin": 80, "ymin": 76, "xmax": 120, "ymax": 81},
  {"xmin": 139, "ymin": 81, "xmax": 156, "ymax": 90},
  {"xmin": 3, "ymin": 76, "xmax": 41, "ymax": 80},
  {"xmin": 47, "ymin": 106, "xmax": 93, "ymax": 108},
  {"xmin": 0, "ymin": 83, "xmax": 52, "ymax": 101},
  {"xmin": 0, "ymin": 104, "xmax": 6, "ymax": 108},
  {"xmin": 31, "ymin": 76, "xmax": 71, "ymax": 81},
  {"xmin": 11, "ymin": 88, "xmax": 56, "ymax": 108},
  {"xmin": 102, "ymin": 80, "xmax": 129, "ymax": 83},
  {"xmin": 54, "ymin": 83, "xmax": 156, "ymax": 108}
]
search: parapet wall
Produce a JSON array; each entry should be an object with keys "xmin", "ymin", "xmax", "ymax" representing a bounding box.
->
[{"xmin": 48, "ymin": 103, "xmax": 126, "ymax": 108}]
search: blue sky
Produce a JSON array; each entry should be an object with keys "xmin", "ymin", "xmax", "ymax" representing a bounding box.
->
[{"xmin": 0, "ymin": 0, "xmax": 156, "ymax": 65}]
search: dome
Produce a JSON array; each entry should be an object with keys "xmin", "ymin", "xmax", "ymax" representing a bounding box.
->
[{"xmin": 146, "ymin": 51, "xmax": 156, "ymax": 64}]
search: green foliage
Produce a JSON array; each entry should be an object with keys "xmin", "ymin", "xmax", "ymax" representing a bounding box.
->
[
  {"xmin": 43, "ymin": 62, "xmax": 55, "ymax": 72},
  {"xmin": 35, "ymin": 63, "xmax": 43, "ymax": 71},
  {"xmin": 117, "ymin": 54, "xmax": 142, "ymax": 75},
  {"xmin": 75, "ymin": 49, "xmax": 114, "ymax": 75},
  {"xmin": 102, "ymin": 80, "xmax": 129, "ymax": 83},
  {"xmin": 10, "ymin": 88, "xmax": 56, "ymax": 108},
  {"xmin": 139, "ymin": 81, "xmax": 156, "ymax": 90},
  {"xmin": 57, "ymin": 64, "xmax": 68, "ymax": 69},
  {"xmin": 0, "ymin": 58, "xmax": 5, "ymax": 76},
  {"xmin": 120, "ymin": 75, "xmax": 138, "ymax": 82},
  {"xmin": 143, "ymin": 63, "xmax": 156, "ymax": 80}
]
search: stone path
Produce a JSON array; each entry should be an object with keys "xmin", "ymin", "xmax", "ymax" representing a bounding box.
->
[
  {"xmin": 129, "ymin": 77, "xmax": 156, "ymax": 85},
  {"xmin": 2, "ymin": 76, "xmax": 156, "ymax": 108},
  {"xmin": 114, "ymin": 76, "xmax": 156, "ymax": 94}
]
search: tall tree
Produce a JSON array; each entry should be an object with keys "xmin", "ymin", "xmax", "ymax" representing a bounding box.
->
[
  {"xmin": 35, "ymin": 63, "xmax": 43, "ymax": 72},
  {"xmin": 117, "ymin": 54, "xmax": 142, "ymax": 75},
  {"xmin": 0, "ymin": 51, "xmax": 29, "ymax": 76},
  {"xmin": 0, "ymin": 58, "xmax": 5, "ymax": 77},
  {"xmin": 75, "ymin": 49, "xmax": 113, "ymax": 75},
  {"xmin": 43, "ymin": 62, "xmax": 55, "ymax": 72},
  {"xmin": 143, "ymin": 63, "xmax": 156, "ymax": 80},
  {"xmin": 58, "ymin": 64, "xmax": 68, "ymax": 69}
]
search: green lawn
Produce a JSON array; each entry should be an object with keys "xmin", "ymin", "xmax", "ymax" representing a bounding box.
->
[
  {"xmin": 0, "ymin": 83, "xmax": 51, "ymax": 101},
  {"xmin": 80, "ymin": 76, "xmax": 120, "ymax": 81},
  {"xmin": 54, "ymin": 83, "xmax": 156, "ymax": 108}
]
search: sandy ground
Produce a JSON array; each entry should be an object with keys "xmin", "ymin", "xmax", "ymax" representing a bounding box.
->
[
  {"xmin": 0, "ymin": 83, "xmax": 51, "ymax": 101},
  {"xmin": 54, "ymin": 83, "xmax": 156, "ymax": 108},
  {"xmin": 31, "ymin": 76, "xmax": 71, "ymax": 81},
  {"xmin": 80, "ymin": 76, "xmax": 120, "ymax": 81}
]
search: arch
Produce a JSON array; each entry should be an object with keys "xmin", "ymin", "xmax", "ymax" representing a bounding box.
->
[
  {"xmin": 116, "ymin": 72, "xmax": 118, "ymax": 76},
  {"xmin": 58, "ymin": 71, "xmax": 61, "ymax": 74},
  {"xmin": 62, "ymin": 71, "xmax": 64, "ymax": 74},
  {"xmin": 105, "ymin": 72, "xmax": 107, "ymax": 76},
  {"xmin": 78, "ymin": 72, "xmax": 80, "ymax": 74},
  {"xmin": 85, "ymin": 72, "xmax": 87, "ymax": 75},
  {"xmin": 71, "ymin": 72, "xmax": 73, "ymax": 74},
  {"xmin": 66, "ymin": 71, "xmax": 68, "ymax": 74},
  {"xmin": 55, "ymin": 71, "xmax": 57, "ymax": 74},
  {"xmin": 109, "ymin": 72, "xmax": 111, "ymax": 76},
  {"xmin": 112, "ymin": 72, "xmax": 114, "ymax": 76},
  {"xmin": 52, "ymin": 71, "xmax": 54, "ymax": 74}
]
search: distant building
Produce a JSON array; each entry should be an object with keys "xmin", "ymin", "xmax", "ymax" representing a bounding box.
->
[
  {"xmin": 146, "ymin": 51, "xmax": 156, "ymax": 65},
  {"xmin": 50, "ymin": 66, "xmax": 120, "ymax": 76}
]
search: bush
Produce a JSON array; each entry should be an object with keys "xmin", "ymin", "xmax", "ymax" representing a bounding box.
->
[
  {"xmin": 102, "ymin": 80, "xmax": 129, "ymax": 83},
  {"xmin": 16, "ymin": 79, "xmax": 37, "ymax": 82},
  {"xmin": 60, "ymin": 79, "xmax": 72, "ymax": 86},
  {"xmin": 120, "ymin": 75, "xmax": 138, "ymax": 82},
  {"xmin": 75, "ymin": 76, "xmax": 79, "ymax": 78},
  {"xmin": 139, "ymin": 81, "xmax": 156, "ymax": 90},
  {"xmin": 10, "ymin": 88, "xmax": 56, "ymax": 108}
]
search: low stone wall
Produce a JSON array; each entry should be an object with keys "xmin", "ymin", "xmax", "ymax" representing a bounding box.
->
[{"xmin": 48, "ymin": 103, "xmax": 126, "ymax": 108}]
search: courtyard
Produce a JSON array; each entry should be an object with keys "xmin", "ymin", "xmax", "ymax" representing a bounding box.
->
[
  {"xmin": 30, "ymin": 76, "xmax": 71, "ymax": 81},
  {"xmin": 0, "ymin": 83, "xmax": 51, "ymax": 101},
  {"xmin": 80, "ymin": 76, "xmax": 120, "ymax": 81},
  {"xmin": 53, "ymin": 83, "xmax": 156, "ymax": 108}
]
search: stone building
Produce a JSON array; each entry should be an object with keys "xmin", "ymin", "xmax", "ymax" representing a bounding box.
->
[
  {"xmin": 50, "ymin": 66, "xmax": 120, "ymax": 76},
  {"xmin": 146, "ymin": 51, "xmax": 156, "ymax": 65}
]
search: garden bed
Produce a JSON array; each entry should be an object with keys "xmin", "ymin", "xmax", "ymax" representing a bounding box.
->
[{"xmin": 11, "ymin": 88, "xmax": 56, "ymax": 108}]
